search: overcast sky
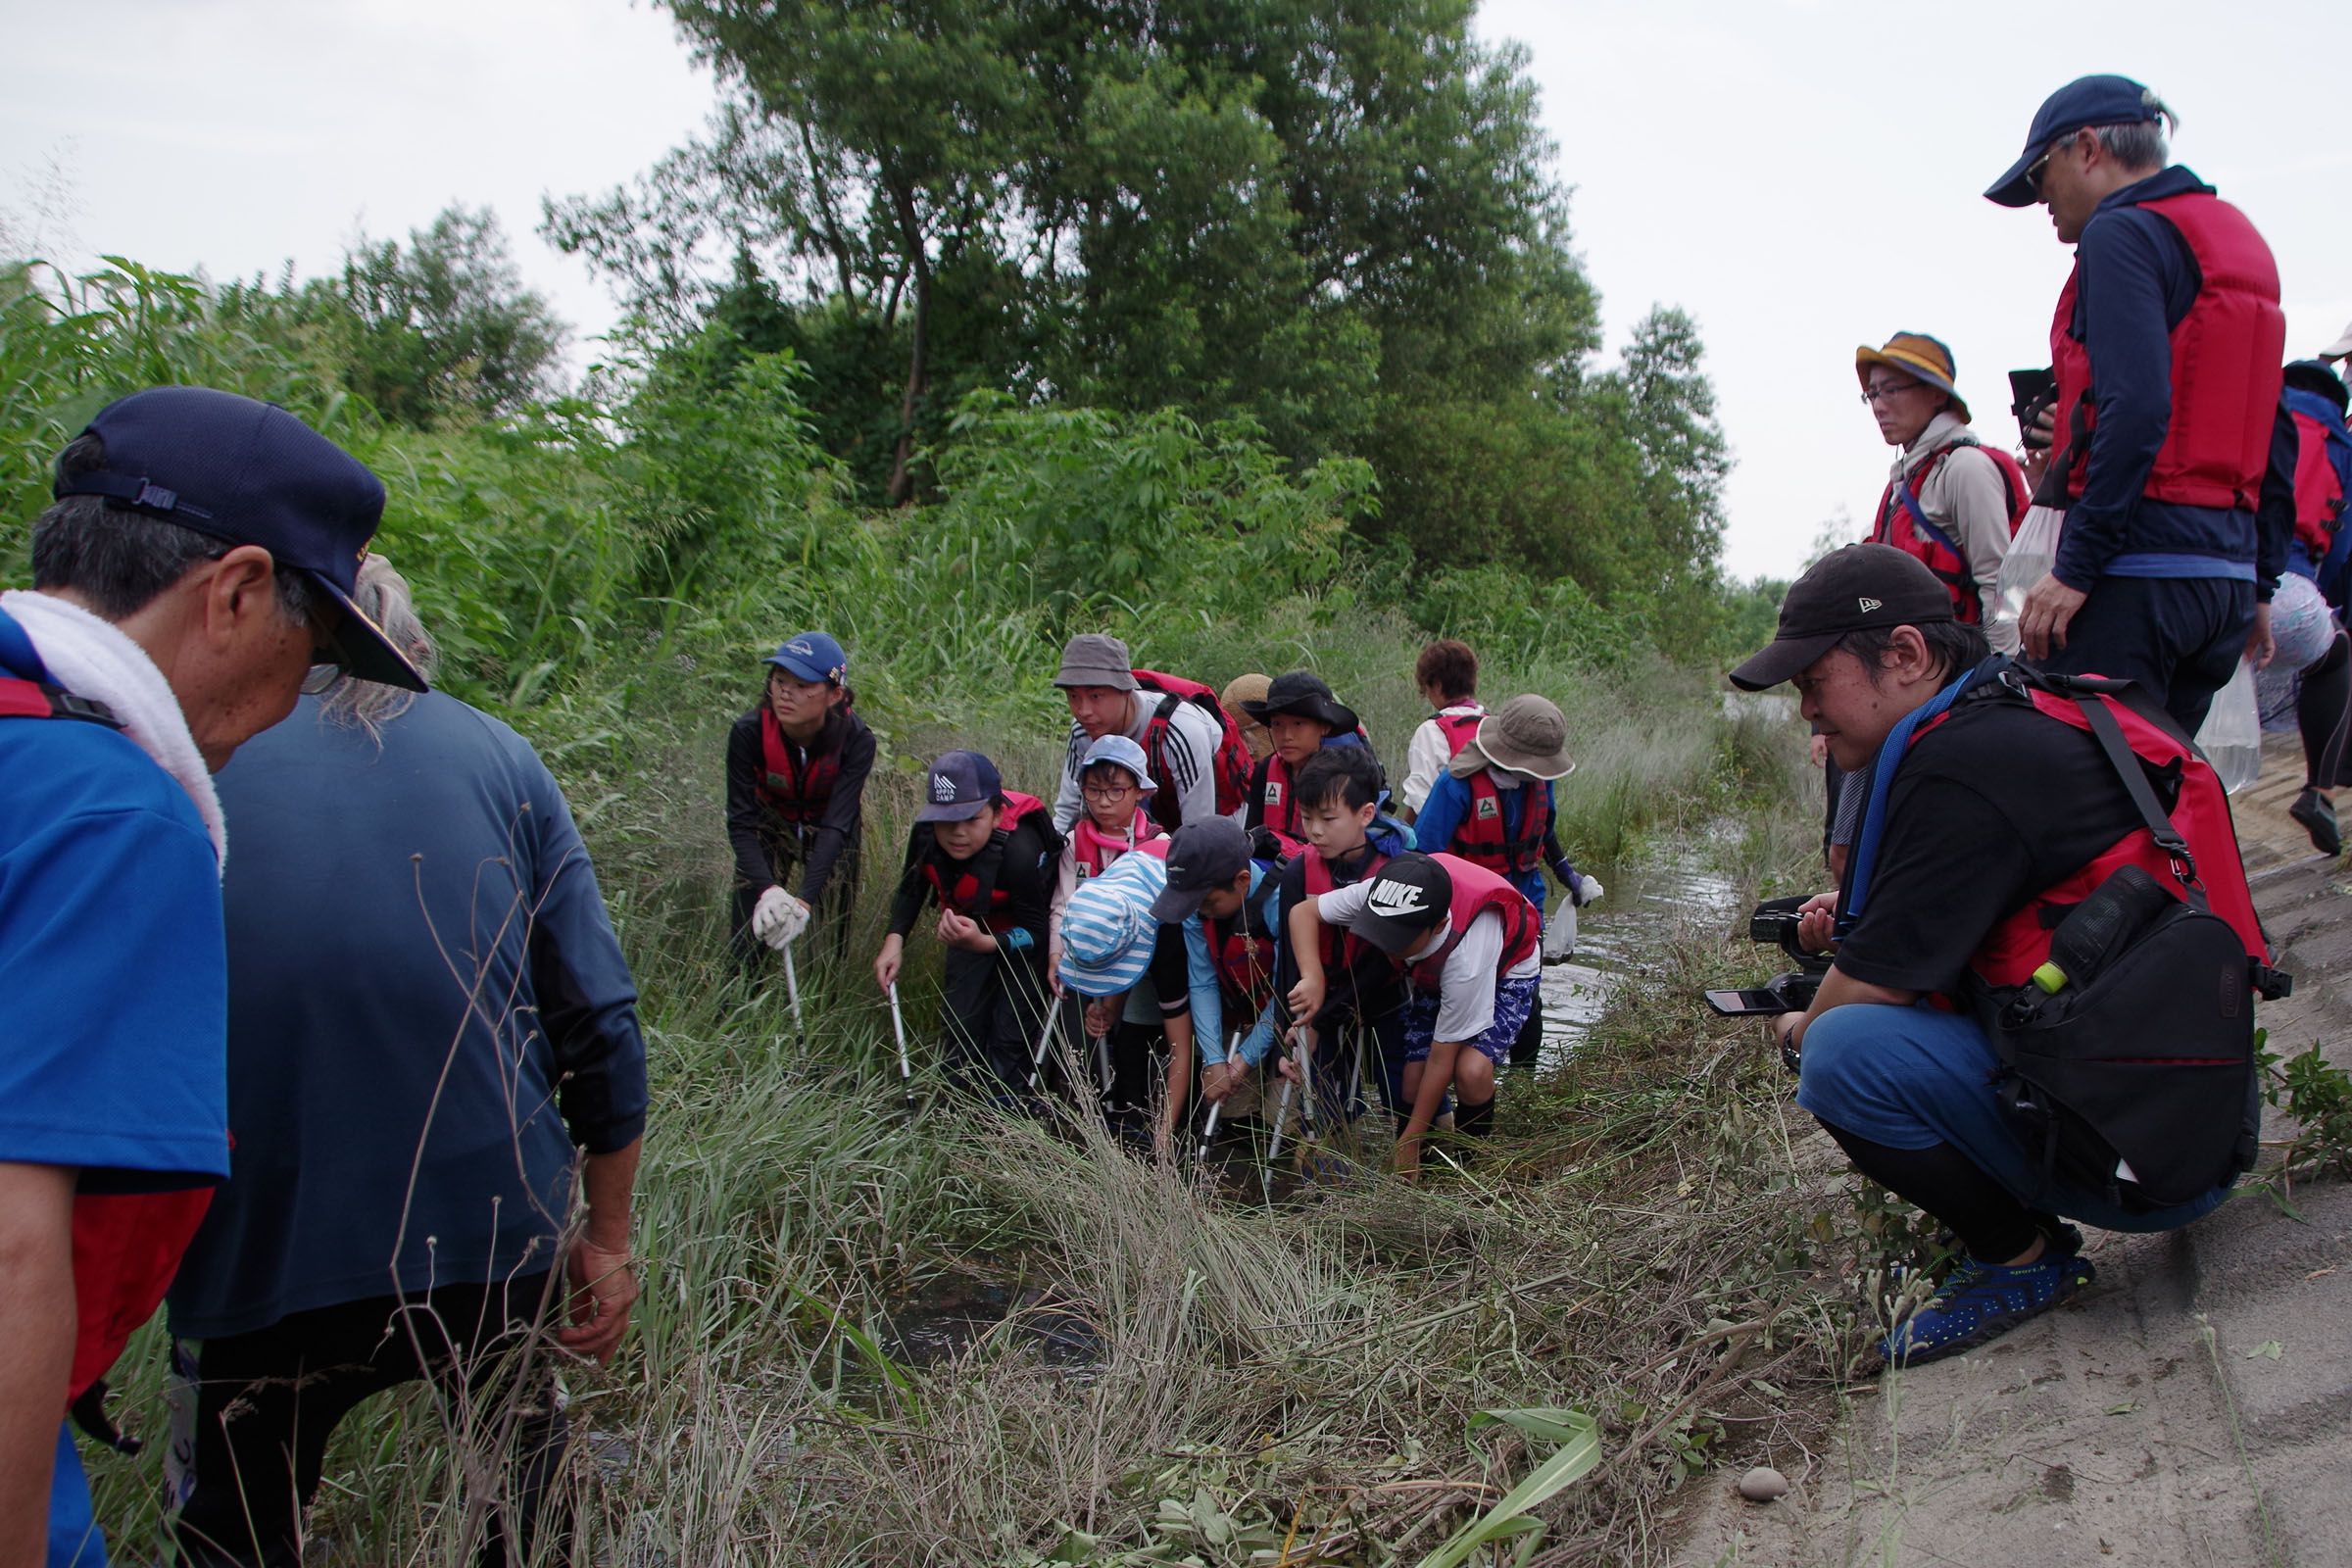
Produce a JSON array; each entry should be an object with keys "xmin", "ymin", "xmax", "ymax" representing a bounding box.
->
[{"xmin": 4, "ymin": 0, "xmax": 2347, "ymax": 581}]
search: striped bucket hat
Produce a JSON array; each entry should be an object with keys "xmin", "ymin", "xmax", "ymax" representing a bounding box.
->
[{"xmin": 1057, "ymin": 852, "xmax": 1169, "ymax": 998}]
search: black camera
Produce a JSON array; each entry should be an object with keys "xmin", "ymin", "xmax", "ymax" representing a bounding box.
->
[{"xmin": 1706, "ymin": 895, "xmax": 1834, "ymax": 1071}]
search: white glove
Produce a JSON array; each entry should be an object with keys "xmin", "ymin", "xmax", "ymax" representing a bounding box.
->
[
  {"xmin": 1573, "ymin": 874, "xmax": 1603, "ymax": 908},
  {"xmin": 753, "ymin": 887, "xmax": 811, "ymax": 950}
]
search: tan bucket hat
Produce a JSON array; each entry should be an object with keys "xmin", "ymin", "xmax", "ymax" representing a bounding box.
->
[{"xmin": 1448, "ymin": 693, "xmax": 1575, "ymax": 781}]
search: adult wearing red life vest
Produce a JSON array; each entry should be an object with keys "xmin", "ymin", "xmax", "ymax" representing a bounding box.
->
[
  {"xmin": 724, "ymin": 631, "xmax": 874, "ymax": 970},
  {"xmin": 2254, "ymin": 362, "xmax": 2352, "ymax": 853},
  {"xmin": 1731, "ymin": 546, "xmax": 2276, "ymax": 1366},
  {"xmin": 1856, "ymin": 334, "xmax": 2028, "ymax": 653},
  {"xmin": 0, "ymin": 389, "xmax": 421, "ymax": 1566},
  {"xmin": 877, "ymin": 752, "xmax": 1061, "ymax": 1097},
  {"xmin": 1986, "ymin": 75, "xmax": 2294, "ymax": 731}
]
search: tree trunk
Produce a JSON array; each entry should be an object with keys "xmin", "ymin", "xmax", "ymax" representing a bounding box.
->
[
  {"xmin": 797, "ymin": 119, "xmax": 858, "ymax": 308},
  {"xmin": 885, "ymin": 177, "xmax": 931, "ymax": 507}
]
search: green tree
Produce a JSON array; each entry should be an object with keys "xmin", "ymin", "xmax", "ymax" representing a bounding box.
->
[{"xmin": 328, "ymin": 205, "xmax": 567, "ymax": 425}]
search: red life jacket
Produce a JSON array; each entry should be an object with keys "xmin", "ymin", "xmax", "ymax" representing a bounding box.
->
[
  {"xmin": 2, "ymin": 674, "xmax": 219, "ymax": 1405},
  {"xmin": 1430, "ymin": 706, "xmax": 1485, "ymax": 756},
  {"xmin": 1870, "ymin": 676, "xmax": 2266, "ymax": 1004},
  {"xmin": 1302, "ymin": 840, "xmax": 1392, "ymax": 974},
  {"xmin": 2050, "ymin": 191, "xmax": 2285, "ymax": 513},
  {"xmin": 1398, "ymin": 854, "xmax": 1541, "ymax": 994},
  {"xmin": 2290, "ymin": 407, "xmax": 2350, "ymax": 563},
  {"xmin": 921, "ymin": 790, "xmax": 1049, "ymax": 933},
  {"xmin": 1870, "ymin": 440, "xmax": 2033, "ymax": 623},
  {"xmin": 1207, "ymin": 883, "xmax": 1280, "ymax": 1014},
  {"xmin": 1132, "ymin": 668, "xmax": 1255, "ymax": 827},
  {"xmin": 1446, "ymin": 771, "xmax": 1554, "ymax": 877},
  {"xmin": 756, "ymin": 706, "xmax": 842, "ymax": 826},
  {"xmin": 1068, "ymin": 813, "xmax": 1162, "ymax": 880},
  {"xmin": 1258, "ymin": 729, "xmax": 1376, "ymax": 854}
]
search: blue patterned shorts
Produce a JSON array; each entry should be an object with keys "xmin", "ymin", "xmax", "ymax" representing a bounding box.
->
[{"xmin": 1400, "ymin": 973, "xmax": 1540, "ymax": 1065}]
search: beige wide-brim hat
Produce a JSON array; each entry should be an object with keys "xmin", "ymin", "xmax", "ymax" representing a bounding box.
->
[
  {"xmin": 1221, "ymin": 672, "xmax": 1274, "ymax": 760},
  {"xmin": 1447, "ymin": 693, "xmax": 1575, "ymax": 781}
]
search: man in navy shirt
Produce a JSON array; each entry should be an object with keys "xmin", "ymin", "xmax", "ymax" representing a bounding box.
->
[
  {"xmin": 166, "ymin": 559, "xmax": 645, "ymax": 1566},
  {"xmin": 1, "ymin": 389, "xmax": 421, "ymax": 1568},
  {"xmin": 1986, "ymin": 74, "xmax": 2290, "ymax": 730}
]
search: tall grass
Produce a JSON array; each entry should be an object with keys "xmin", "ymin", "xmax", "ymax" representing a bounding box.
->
[{"xmin": 8, "ymin": 255, "xmax": 1917, "ymax": 1564}]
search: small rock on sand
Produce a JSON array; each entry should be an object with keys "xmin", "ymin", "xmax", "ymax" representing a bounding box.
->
[{"xmin": 1738, "ymin": 1466, "xmax": 1788, "ymax": 1501}]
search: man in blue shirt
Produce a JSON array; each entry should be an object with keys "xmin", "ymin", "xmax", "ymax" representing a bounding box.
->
[
  {"xmin": 166, "ymin": 559, "xmax": 645, "ymax": 1567},
  {"xmin": 1986, "ymin": 74, "xmax": 2291, "ymax": 730},
  {"xmin": 1, "ymin": 388, "xmax": 421, "ymax": 1568}
]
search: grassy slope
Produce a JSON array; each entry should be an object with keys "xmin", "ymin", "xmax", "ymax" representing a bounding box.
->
[{"xmin": 85, "ymin": 621, "xmax": 1920, "ymax": 1565}]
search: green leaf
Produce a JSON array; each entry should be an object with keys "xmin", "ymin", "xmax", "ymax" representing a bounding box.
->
[{"xmin": 1418, "ymin": 1408, "xmax": 1602, "ymax": 1568}]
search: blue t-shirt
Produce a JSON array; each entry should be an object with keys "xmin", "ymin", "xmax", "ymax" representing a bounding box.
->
[
  {"xmin": 167, "ymin": 691, "xmax": 648, "ymax": 1341},
  {"xmin": 1412, "ymin": 770, "xmax": 1569, "ymax": 915},
  {"xmin": 2, "ymin": 607, "xmax": 228, "ymax": 1568}
]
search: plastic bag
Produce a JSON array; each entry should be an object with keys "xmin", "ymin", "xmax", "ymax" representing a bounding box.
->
[
  {"xmin": 1543, "ymin": 900, "xmax": 1577, "ymax": 965},
  {"xmin": 2194, "ymin": 657, "xmax": 2262, "ymax": 795},
  {"xmin": 1992, "ymin": 504, "xmax": 2065, "ymax": 629}
]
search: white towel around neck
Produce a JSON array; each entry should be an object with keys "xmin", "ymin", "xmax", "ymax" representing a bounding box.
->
[{"xmin": 2, "ymin": 588, "xmax": 227, "ymax": 869}]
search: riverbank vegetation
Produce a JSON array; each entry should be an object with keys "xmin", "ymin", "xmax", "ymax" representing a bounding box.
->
[{"xmin": 0, "ymin": 1, "xmax": 1869, "ymax": 1555}]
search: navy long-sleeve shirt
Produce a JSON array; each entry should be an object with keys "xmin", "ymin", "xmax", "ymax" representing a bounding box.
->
[
  {"xmin": 2054, "ymin": 167, "xmax": 2283, "ymax": 590},
  {"xmin": 724, "ymin": 703, "xmax": 873, "ymax": 902},
  {"xmin": 170, "ymin": 692, "xmax": 649, "ymax": 1340}
]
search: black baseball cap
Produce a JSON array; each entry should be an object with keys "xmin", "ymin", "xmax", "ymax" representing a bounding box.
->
[
  {"xmin": 1353, "ymin": 853, "xmax": 1452, "ymax": 957},
  {"xmin": 915, "ymin": 750, "xmax": 1003, "ymax": 822},
  {"xmin": 1727, "ymin": 544, "xmax": 1952, "ymax": 693},
  {"xmin": 54, "ymin": 386, "xmax": 426, "ymax": 691},
  {"xmin": 1151, "ymin": 816, "xmax": 1252, "ymax": 922},
  {"xmin": 1984, "ymin": 74, "xmax": 2167, "ymax": 208}
]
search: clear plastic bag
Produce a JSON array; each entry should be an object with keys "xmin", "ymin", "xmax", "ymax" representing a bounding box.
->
[
  {"xmin": 1992, "ymin": 503, "xmax": 2065, "ymax": 629},
  {"xmin": 2194, "ymin": 656, "xmax": 2263, "ymax": 795},
  {"xmin": 1543, "ymin": 899, "xmax": 1577, "ymax": 964}
]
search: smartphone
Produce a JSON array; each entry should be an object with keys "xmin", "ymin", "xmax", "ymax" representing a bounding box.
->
[
  {"xmin": 2008, "ymin": 368, "xmax": 2056, "ymax": 416},
  {"xmin": 1705, "ymin": 989, "xmax": 1795, "ymax": 1016}
]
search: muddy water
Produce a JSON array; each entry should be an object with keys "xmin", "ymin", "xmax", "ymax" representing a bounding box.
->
[{"xmin": 1533, "ymin": 821, "xmax": 1746, "ymax": 1070}]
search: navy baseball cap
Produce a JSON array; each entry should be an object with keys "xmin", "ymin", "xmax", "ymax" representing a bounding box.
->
[
  {"xmin": 763, "ymin": 631, "xmax": 848, "ymax": 683},
  {"xmin": 1984, "ymin": 74, "xmax": 2167, "ymax": 208},
  {"xmin": 1151, "ymin": 816, "xmax": 1251, "ymax": 922},
  {"xmin": 915, "ymin": 750, "xmax": 1004, "ymax": 822},
  {"xmin": 53, "ymin": 386, "xmax": 425, "ymax": 691}
]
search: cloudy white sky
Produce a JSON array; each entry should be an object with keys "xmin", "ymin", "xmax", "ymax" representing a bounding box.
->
[{"xmin": 4, "ymin": 0, "xmax": 2347, "ymax": 580}]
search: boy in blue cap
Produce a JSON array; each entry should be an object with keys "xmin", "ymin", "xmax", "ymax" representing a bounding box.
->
[
  {"xmin": 875, "ymin": 752, "xmax": 1061, "ymax": 1097},
  {"xmin": 725, "ymin": 630, "xmax": 874, "ymax": 969}
]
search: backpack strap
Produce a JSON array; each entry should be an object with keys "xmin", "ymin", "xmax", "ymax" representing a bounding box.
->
[{"xmin": 2071, "ymin": 692, "xmax": 2206, "ymax": 909}]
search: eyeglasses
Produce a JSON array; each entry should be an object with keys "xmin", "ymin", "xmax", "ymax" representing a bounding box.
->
[
  {"xmin": 2024, "ymin": 131, "xmax": 2080, "ymax": 199},
  {"xmin": 1859, "ymin": 381, "xmax": 1927, "ymax": 406},
  {"xmin": 1081, "ymin": 783, "xmax": 1137, "ymax": 801}
]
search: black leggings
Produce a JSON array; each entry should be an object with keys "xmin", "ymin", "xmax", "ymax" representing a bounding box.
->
[
  {"xmin": 1819, "ymin": 1122, "xmax": 2044, "ymax": 1264},
  {"xmin": 2298, "ymin": 631, "xmax": 2352, "ymax": 789},
  {"xmin": 174, "ymin": 1273, "xmax": 568, "ymax": 1568}
]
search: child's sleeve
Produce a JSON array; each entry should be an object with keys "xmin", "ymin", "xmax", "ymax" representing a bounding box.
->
[{"xmin": 887, "ymin": 826, "xmax": 931, "ymax": 938}]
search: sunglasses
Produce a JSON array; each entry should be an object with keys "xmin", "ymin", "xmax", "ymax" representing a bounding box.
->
[
  {"xmin": 2024, "ymin": 130, "xmax": 2082, "ymax": 199},
  {"xmin": 300, "ymin": 619, "xmax": 353, "ymax": 696}
]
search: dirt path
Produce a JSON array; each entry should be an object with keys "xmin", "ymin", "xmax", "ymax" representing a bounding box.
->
[{"xmin": 1673, "ymin": 733, "xmax": 2352, "ymax": 1568}]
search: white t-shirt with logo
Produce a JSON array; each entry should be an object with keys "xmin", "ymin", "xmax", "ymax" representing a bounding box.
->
[{"xmin": 1315, "ymin": 881, "xmax": 1539, "ymax": 1043}]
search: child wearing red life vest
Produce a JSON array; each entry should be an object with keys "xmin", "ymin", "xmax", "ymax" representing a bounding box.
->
[
  {"xmin": 1241, "ymin": 670, "xmax": 1372, "ymax": 856},
  {"xmin": 1048, "ymin": 733, "xmax": 1163, "ymax": 976},
  {"xmin": 1399, "ymin": 639, "xmax": 1485, "ymax": 820},
  {"xmin": 875, "ymin": 751, "xmax": 1062, "ymax": 1098},
  {"xmin": 1288, "ymin": 852, "xmax": 1540, "ymax": 1177}
]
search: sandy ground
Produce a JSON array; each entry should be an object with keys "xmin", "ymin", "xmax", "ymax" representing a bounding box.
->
[{"xmin": 1671, "ymin": 732, "xmax": 2352, "ymax": 1568}]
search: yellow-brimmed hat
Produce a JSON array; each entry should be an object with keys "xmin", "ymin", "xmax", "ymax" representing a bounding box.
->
[{"xmin": 1855, "ymin": 332, "xmax": 1968, "ymax": 423}]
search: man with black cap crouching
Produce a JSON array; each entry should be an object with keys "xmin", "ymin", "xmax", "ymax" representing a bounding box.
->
[
  {"xmin": 1732, "ymin": 544, "xmax": 2281, "ymax": 1365},
  {"xmin": 0, "ymin": 387, "xmax": 421, "ymax": 1565}
]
